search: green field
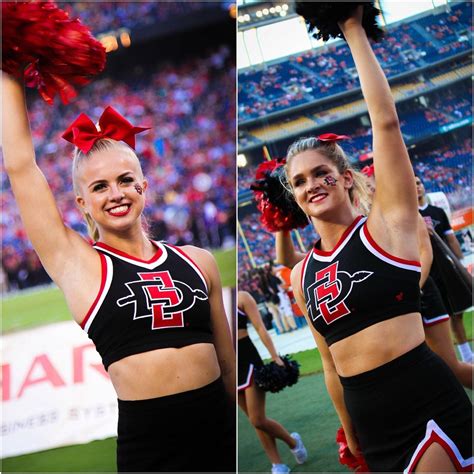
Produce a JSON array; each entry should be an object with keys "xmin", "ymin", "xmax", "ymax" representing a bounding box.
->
[{"xmin": 2, "ymin": 247, "xmax": 235, "ymax": 333}]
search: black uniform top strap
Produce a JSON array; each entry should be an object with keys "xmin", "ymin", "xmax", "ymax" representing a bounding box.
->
[{"xmin": 237, "ymin": 307, "xmax": 248, "ymax": 329}]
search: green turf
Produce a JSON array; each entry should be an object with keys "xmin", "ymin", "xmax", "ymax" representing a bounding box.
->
[
  {"xmin": 238, "ymin": 373, "xmax": 350, "ymax": 473},
  {"xmin": 214, "ymin": 247, "xmax": 236, "ymax": 288},
  {"xmin": 2, "ymin": 247, "xmax": 236, "ymax": 334},
  {"xmin": 2, "ymin": 286, "xmax": 70, "ymax": 333},
  {"xmin": 1, "ymin": 437, "xmax": 116, "ymax": 472}
]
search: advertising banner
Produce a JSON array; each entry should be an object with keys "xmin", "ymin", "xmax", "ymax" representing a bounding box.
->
[{"xmin": 1, "ymin": 321, "xmax": 118, "ymax": 458}]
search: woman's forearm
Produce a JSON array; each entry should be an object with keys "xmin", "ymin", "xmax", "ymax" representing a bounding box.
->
[
  {"xmin": 341, "ymin": 23, "xmax": 398, "ymax": 128},
  {"xmin": 258, "ymin": 329, "xmax": 280, "ymax": 360},
  {"xmin": 325, "ymin": 367, "xmax": 355, "ymax": 439},
  {"xmin": 2, "ymin": 73, "xmax": 36, "ymax": 173}
]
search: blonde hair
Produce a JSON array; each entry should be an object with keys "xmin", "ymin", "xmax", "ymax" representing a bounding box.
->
[
  {"xmin": 72, "ymin": 139, "xmax": 144, "ymax": 242},
  {"xmin": 284, "ymin": 136, "xmax": 371, "ymax": 215}
]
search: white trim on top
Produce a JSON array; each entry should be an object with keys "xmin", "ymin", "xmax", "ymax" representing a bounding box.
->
[
  {"xmin": 418, "ymin": 202, "xmax": 429, "ymax": 211},
  {"xmin": 84, "ymin": 254, "xmax": 114, "ymax": 333},
  {"xmin": 165, "ymin": 244, "xmax": 209, "ymax": 293},
  {"xmin": 94, "ymin": 241, "xmax": 168, "ymax": 270},
  {"xmin": 311, "ymin": 217, "xmax": 366, "ymax": 263},
  {"xmin": 359, "ymin": 227, "xmax": 421, "ymax": 272}
]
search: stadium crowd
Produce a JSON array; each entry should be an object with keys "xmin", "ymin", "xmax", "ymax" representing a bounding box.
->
[
  {"xmin": 58, "ymin": 2, "xmax": 218, "ymax": 34},
  {"xmin": 2, "ymin": 44, "xmax": 235, "ymax": 291},
  {"xmin": 239, "ymin": 2, "xmax": 471, "ymax": 121}
]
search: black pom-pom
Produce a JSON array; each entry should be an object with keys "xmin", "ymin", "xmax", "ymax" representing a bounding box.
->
[
  {"xmin": 254, "ymin": 355, "xmax": 301, "ymax": 393},
  {"xmin": 251, "ymin": 159, "xmax": 308, "ymax": 232},
  {"xmin": 295, "ymin": 2, "xmax": 384, "ymax": 43}
]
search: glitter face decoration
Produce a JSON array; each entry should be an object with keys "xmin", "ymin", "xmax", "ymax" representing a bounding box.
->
[
  {"xmin": 324, "ymin": 176, "xmax": 338, "ymax": 186},
  {"xmin": 134, "ymin": 183, "xmax": 143, "ymax": 195}
]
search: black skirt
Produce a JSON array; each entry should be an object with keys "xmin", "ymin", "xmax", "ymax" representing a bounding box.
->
[
  {"xmin": 117, "ymin": 377, "xmax": 235, "ymax": 472},
  {"xmin": 238, "ymin": 336, "xmax": 263, "ymax": 391},
  {"xmin": 420, "ymin": 276, "xmax": 450, "ymax": 326},
  {"xmin": 339, "ymin": 343, "xmax": 473, "ymax": 472}
]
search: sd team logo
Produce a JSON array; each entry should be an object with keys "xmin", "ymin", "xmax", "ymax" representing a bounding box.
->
[
  {"xmin": 117, "ymin": 271, "xmax": 207, "ymax": 329},
  {"xmin": 306, "ymin": 262, "xmax": 373, "ymax": 324}
]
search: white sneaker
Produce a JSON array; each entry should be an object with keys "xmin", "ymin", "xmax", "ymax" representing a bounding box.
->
[
  {"xmin": 271, "ymin": 464, "xmax": 291, "ymax": 474},
  {"xmin": 290, "ymin": 432, "xmax": 308, "ymax": 464}
]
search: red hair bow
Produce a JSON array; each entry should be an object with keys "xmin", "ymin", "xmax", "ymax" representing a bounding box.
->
[
  {"xmin": 317, "ymin": 133, "xmax": 350, "ymax": 142},
  {"xmin": 361, "ymin": 164, "xmax": 375, "ymax": 177},
  {"xmin": 62, "ymin": 106, "xmax": 150, "ymax": 154}
]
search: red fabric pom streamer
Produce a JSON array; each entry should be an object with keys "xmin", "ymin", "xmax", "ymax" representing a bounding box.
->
[
  {"xmin": 336, "ymin": 427, "xmax": 370, "ymax": 472},
  {"xmin": 361, "ymin": 164, "xmax": 375, "ymax": 178},
  {"xmin": 251, "ymin": 158, "xmax": 308, "ymax": 233},
  {"xmin": 2, "ymin": 1, "xmax": 106, "ymax": 105}
]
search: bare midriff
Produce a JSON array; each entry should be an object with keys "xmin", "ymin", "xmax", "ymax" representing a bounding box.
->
[
  {"xmin": 237, "ymin": 328, "xmax": 248, "ymax": 340},
  {"xmin": 108, "ymin": 343, "xmax": 220, "ymax": 400},
  {"xmin": 329, "ymin": 313, "xmax": 425, "ymax": 377}
]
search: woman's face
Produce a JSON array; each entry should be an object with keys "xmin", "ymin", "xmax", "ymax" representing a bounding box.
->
[
  {"xmin": 75, "ymin": 148, "xmax": 147, "ymax": 236},
  {"xmin": 287, "ymin": 149, "xmax": 353, "ymax": 219}
]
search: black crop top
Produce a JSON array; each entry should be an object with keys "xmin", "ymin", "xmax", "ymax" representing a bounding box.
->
[
  {"xmin": 302, "ymin": 216, "xmax": 421, "ymax": 346},
  {"xmin": 80, "ymin": 241, "xmax": 213, "ymax": 370},
  {"xmin": 238, "ymin": 308, "xmax": 248, "ymax": 329}
]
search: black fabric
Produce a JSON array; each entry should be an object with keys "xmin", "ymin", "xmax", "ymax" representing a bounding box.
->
[
  {"xmin": 238, "ymin": 336, "xmax": 263, "ymax": 390},
  {"xmin": 117, "ymin": 377, "xmax": 235, "ymax": 472},
  {"xmin": 237, "ymin": 308, "xmax": 248, "ymax": 330},
  {"xmin": 303, "ymin": 216, "xmax": 421, "ymax": 346},
  {"xmin": 85, "ymin": 242, "xmax": 213, "ymax": 370},
  {"xmin": 429, "ymin": 233, "xmax": 473, "ymax": 315},
  {"xmin": 420, "ymin": 276, "xmax": 449, "ymax": 324},
  {"xmin": 340, "ymin": 343, "xmax": 473, "ymax": 472},
  {"xmin": 419, "ymin": 204, "xmax": 453, "ymax": 241}
]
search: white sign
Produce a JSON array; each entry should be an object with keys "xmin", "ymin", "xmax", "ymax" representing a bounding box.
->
[{"xmin": 1, "ymin": 321, "xmax": 118, "ymax": 458}]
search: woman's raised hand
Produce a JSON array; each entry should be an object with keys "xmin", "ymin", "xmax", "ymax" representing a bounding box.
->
[{"xmin": 338, "ymin": 5, "xmax": 364, "ymax": 32}]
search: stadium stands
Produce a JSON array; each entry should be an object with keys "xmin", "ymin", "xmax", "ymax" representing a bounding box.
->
[
  {"xmin": 239, "ymin": 2, "xmax": 472, "ymax": 121},
  {"xmin": 59, "ymin": 2, "xmax": 218, "ymax": 34}
]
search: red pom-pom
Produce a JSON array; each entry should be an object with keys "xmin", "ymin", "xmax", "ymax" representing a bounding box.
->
[
  {"xmin": 2, "ymin": 1, "xmax": 106, "ymax": 105},
  {"xmin": 251, "ymin": 159, "xmax": 308, "ymax": 232},
  {"xmin": 336, "ymin": 427, "xmax": 370, "ymax": 472}
]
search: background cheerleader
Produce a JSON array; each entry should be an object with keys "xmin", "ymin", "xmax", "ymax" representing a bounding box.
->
[{"xmin": 238, "ymin": 290, "xmax": 307, "ymax": 474}]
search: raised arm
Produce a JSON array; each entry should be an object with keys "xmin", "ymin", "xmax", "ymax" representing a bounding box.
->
[
  {"xmin": 338, "ymin": 9, "xmax": 419, "ymax": 252},
  {"xmin": 2, "ymin": 73, "xmax": 97, "ymax": 285},
  {"xmin": 275, "ymin": 231, "xmax": 306, "ymax": 269},
  {"xmin": 239, "ymin": 290, "xmax": 283, "ymax": 365},
  {"xmin": 187, "ymin": 246, "xmax": 236, "ymax": 401},
  {"xmin": 290, "ymin": 261, "xmax": 360, "ymax": 456}
]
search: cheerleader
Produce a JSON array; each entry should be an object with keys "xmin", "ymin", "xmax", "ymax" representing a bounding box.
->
[
  {"xmin": 2, "ymin": 72, "xmax": 236, "ymax": 472},
  {"xmin": 284, "ymin": 7, "xmax": 472, "ymax": 472},
  {"xmin": 238, "ymin": 290, "xmax": 307, "ymax": 474}
]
